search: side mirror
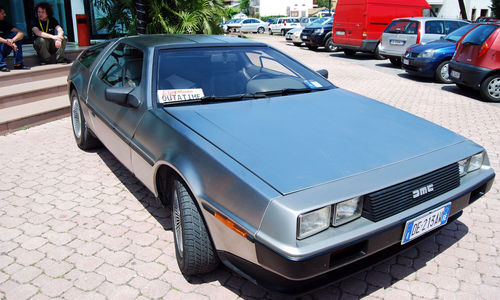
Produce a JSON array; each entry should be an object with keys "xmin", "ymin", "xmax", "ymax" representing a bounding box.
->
[
  {"xmin": 105, "ymin": 86, "xmax": 140, "ymax": 108},
  {"xmin": 316, "ymin": 69, "xmax": 329, "ymax": 79}
]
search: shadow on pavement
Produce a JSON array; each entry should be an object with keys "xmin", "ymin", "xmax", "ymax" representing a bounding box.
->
[{"xmin": 95, "ymin": 149, "xmax": 470, "ymax": 299}]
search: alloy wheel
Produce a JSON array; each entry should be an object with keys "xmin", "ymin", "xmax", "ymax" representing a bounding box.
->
[{"xmin": 71, "ymin": 97, "xmax": 82, "ymax": 139}]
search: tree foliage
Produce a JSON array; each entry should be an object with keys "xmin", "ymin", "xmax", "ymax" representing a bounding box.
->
[
  {"xmin": 492, "ymin": 0, "xmax": 500, "ymax": 17},
  {"xmin": 239, "ymin": 0, "xmax": 250, "ymax": 15},
  {"xmin": 94, "ymin": 0, "xmax": 137, "ymax": 37},
  {"xmin": 316, "ymin": 0, "xmax": 332, "ymax": 9}
]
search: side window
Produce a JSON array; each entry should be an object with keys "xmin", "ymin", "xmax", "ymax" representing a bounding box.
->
[
  {"xmin": 278, "ymin": 19, "xmax": 283, "ymax": 24},
  {"xmin": 445, "ymin": 21, "xmax": 460, "ymax": 34},
  {"xmin": 97, "ymin": 44, "xmax": 144, "ymax": 87},
  {"xmin": 425, "ymin": 21, "xmax": 444, "ymax": 34},
  {"xmin": 78, "ymin": 42, "xmax": 108, "ymax": 68}
]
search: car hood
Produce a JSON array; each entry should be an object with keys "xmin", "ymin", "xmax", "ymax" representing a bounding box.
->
[
  {"xmin": 408, "ymin": 40, "xmax": 455, "ymax": 53},
  {"xmin": 167, "ymin": 89, "xmax": 465, "ymax": 195}
]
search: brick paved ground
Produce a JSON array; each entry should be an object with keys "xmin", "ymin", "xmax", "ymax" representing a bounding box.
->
[{"xmin": 0, "ymin": 34, "xmax": 499, "ymax": 299}]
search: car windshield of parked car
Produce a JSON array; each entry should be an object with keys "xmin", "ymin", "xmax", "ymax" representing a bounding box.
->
[
  {"xmin": 462, "ymin": 24, "xmax": 498, "ymax": 45},
  {"xmin": 310, "ymin": 17, "xmax": 328, "ymax": 25},
  {"xmin": 385, "ymin": 20, "xmax": 419, "ymax": 34},
  {"xmin": 444, "ymin": 24, "xmax": 475, "ymax": 42},
  {"xmin": 156, "ymin": 46, "xmax": 334, "ymax": 105}
]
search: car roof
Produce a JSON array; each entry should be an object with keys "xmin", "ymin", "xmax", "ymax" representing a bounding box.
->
[
  {"xmin": 115, "ymin": 34, "xmax": 266, "ymax": 50},
  {"xmin": 393, "ymin": 17, "xmax": 469, "ymax": 22}
]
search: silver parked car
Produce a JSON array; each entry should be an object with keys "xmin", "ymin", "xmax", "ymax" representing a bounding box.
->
[
  {"xmin": 379, "ymin": 17, "xmax": 469, "ymax": 65},
  {"xmin": 68, "ymin": 35, "xmax": 494, "ymax": 293},
  {"xmin": 240, "ymin": 18, "xmax": 268, "ymax": 34}
]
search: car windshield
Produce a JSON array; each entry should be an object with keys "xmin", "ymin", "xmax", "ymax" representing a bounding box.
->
[
  {"xmin": 385, "ymin": 20, "xmax": 419, "ymax": 34},
  {"xmin": 444, "ymin": 24, "xmax": 475, "ymax": 42},
  {"xmin": 156, "ymin": 46, "xmax": 334, "ymax": 105},
  {"xmin": 462, "ymin": 24, "xmax": 498, "ymax": 45}
]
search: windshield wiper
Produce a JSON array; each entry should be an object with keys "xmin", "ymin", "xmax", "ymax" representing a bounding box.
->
[
  {"xmin": 198, "ymin": 93, "xmax": 266, "ymax": 102},
  {"xmin": 256, "ymin": 87, "xmax": 329, "ymax": 96}
]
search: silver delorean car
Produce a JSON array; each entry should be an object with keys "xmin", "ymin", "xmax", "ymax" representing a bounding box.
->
[{"xmin": 67, "ymin": 35, "xmax": 495, "ymax": 292}]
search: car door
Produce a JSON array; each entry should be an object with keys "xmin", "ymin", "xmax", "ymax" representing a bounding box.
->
[{"xmin": 86, "ymin": 43, "xmax": 145, "ymax": 170}]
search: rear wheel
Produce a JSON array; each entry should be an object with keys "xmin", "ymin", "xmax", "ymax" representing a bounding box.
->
[
  {"xmin": 480, "ymin": 74, "xmax": 500, "ymax": 102},
  {"xmin": 343, "ymin": 49, "xmax": 356, "ymax": 57},
  {"xmin": 435, "ymin": 60, "xmax": 452, "ymax": 84},
  {"xmin": 172, "ymin": 180, "xmax": 219, "ymax": 275},
  {"xmin": 70, "ymin": 90, "xmax": 101, "ymax": 150},
  {"xmin": 389, "ymin": 57, "xmax": 401, "ymax": 66},
  {"xmin": 325, "ymin": 37, "xmax": 338, "ymax": 52},
  {"xmin": 257, "ymin": 27, "xmax": 265, "ymax": 34}
]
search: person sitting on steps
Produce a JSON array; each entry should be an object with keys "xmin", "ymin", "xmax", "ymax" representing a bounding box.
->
[
  {"xmin": 31, "ymin": 2, "xmax": 71, "ymax": 65},
  {"xmin": 0, "ymin": 5, "xmax": 30, "ymax": 72}
]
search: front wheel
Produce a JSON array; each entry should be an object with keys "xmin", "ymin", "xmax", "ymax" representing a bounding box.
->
[
  {"xmin": 480, "ymin": 74, "xmax": 500, "ymax": 102},
  {"xmin": 172, "ymin": 180, "xmax": 219, "ymax": 275},
  {"xmin": 70, "ymin": 90, "xmax": 101, "ymax": 150},
  {"xmin": 257, "ymin": 27, "xmax": 265, "ymax": 34},
  {"xmin": 325, "ymin": 37, "xmax": 338, "ymax": 52},
  {"xmin": 435, "ymin": 60, "xmax": 452, "ymax": 84}
]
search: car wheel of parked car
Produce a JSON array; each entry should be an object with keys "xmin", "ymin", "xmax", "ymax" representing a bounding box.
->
[
  {"xmin": 281, "ymin": 29, "xmax": 286, "ymax": 36},
  {"xmin": 293, "ymin": 42, "xmax": 302, "ymax": 46},
  {"xmin": 268, "ymin": 29, "xmax": 273, "ymax": 35},
  {"xmin": 343, "ymin": 49, "xmax": 356, "ymax": 57},
  {"xmin": 480, "ymin": 74, "xmax": 500, "ymax": 102},
  {"xmin": 307, "ymin": 45, "xmax": 318, "ymax": 51},
  {"xmin": 172, "ymin": 179, "xmax": 219, "ymax": 275},
  {"xmin": 70, "ymin": 90, "xmax": 101, "ymax": 150},
  {"xmin": 257, "ymin": 27, "xmax": 265, "ymax": 34},
  {"xmin": 389, "ymin": 57, "xmax": 401, "ymax": 66},
  {"xmin": 374, "ymin": 44, "xmax": 385, "ymax": 60},
  {"xmin": 435, "ymin": 61, "xmax": 452, "ymax": 84},
  {"xmin": 325, "ymin": 37, "xmax": 338, "ymax": 52}
]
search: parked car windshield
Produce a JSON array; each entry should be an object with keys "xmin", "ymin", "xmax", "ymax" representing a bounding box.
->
[
  {"xmin": 462, "ymin": 24, "xmax": 498, "ymax": 45},
  {"xmin": 444, "ymin": 24, "xmax": 475, "ymax": 42},
  {"xmin": 310, "ymin": 17, "xmax": 329, "ymax": 25},
  {"xmin": 156, "ymin": 46, "xmax": 334, "ymax": 105},
  {"xmin": 384, "ymin": 20, "xmax": 419, "ymax": 34}
]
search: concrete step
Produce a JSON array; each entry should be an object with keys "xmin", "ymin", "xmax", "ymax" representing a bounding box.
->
[
  {"xmin": 4, "ymin": 49, "xmax": 82, "ymax": 68},
  {"xmin": 0, "ymin": 76, "xmax": 68, "ymax": 109},
  {"xmin": 0, "ymin": 63, "xmax": 71, "ymax": 88},
  {"xmin": 0, "ymin": 95, "xmax": 69, "ymax": 135}
]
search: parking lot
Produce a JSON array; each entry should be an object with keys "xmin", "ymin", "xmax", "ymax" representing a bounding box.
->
[{"xmin": 0, "ymin": 33, "xmax": 499, "ymax": 299}]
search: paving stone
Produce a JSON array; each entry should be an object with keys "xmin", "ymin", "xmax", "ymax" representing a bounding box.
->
[
  {"xmin": 131, "ymin": 261, "xmax": 166, "ymax": 280},
  {"xmin": 8, "ymin": 248, "xmax": 44, "ymax": 266},
  {"xmin": 39, "ymin": 277, "xmax": 73, "ymax": 297},
  {"xmin": 0, "ymin": 281, "xmax": 38, "ymax": 300},
  {"xmin": 139, "ymin": 279, "xmax": 171, "ymax": 298},
  {"xmin": 10, "ymin": 266, "xmax": 43, "ymax": 284},
  {"xmin": 97, "ymin": 282, "xmax": 139, "ymax": 300},
  {"xmin": 95, "ymin": 264, "xmax": 135, "ymax": 285},
  {"xmin": 74, "ymin": 272, "xmax": 106, "ymax": 291},
  {"xmin": 67, "ymin": 253, "xmax": 104, "ymax": 272},
  {"xmin": 95, "ymin": 248, "xmax": 133, "ymax": 267}
]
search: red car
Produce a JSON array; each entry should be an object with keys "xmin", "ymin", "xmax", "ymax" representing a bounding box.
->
[{"xmin": 449, "ymin": 23, "xmax": 500, "ymax": 102}]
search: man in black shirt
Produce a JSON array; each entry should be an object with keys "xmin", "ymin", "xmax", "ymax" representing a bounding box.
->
[
  {"xmin": 0, "ymin": 5, "xmax": 30, "ymax": 72},
  {"xmin": 31, "ymin": 2, "xmax": 70, "ymax": 65}
]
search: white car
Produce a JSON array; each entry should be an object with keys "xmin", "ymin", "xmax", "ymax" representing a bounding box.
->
[
  {"xmin": 269, "ymin": 17, "xmax": 301, "ymax": 36},
  {"xmin": 240, "ymin": 18, "xmax": 268, "ymax": 34},
  {"xmin": 226, "ymin": 18, "xmax": 246, "ymax": 32},
  {"xmin": 285, "ymin": 27, "xmax": 305, "ymax": 46}
]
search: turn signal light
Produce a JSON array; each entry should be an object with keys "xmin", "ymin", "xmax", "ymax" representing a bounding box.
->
[{"xmin": 214, "ymin": 212, "xmax": 247, "ymax": 238}]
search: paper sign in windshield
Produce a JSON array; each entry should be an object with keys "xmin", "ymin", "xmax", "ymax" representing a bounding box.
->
[
  {"xmin": 158, "ymin": 89, "xmax": 205, "ymax": 103},
  {"xmin": 304, "ymin": 80, "xmax": 323, "ymax": 88}
]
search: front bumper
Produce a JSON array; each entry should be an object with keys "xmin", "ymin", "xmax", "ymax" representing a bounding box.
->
[
  {"xmin": 449, "ymin": 60, "xmax": 492, "ymax": 89},
  {"xmin": 220, "ymin": 174, "xmax": 494, "ymax": 293},
  {"xmin": 401, "ymin": 56, "xmax": 438, "ymax": 79},
  {"xmin": 303, "ymin": 33, "xmax": 327, "ymax": 47}
]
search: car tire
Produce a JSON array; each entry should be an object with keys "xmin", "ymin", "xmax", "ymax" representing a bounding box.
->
[
  {"xmin": 257, "ymin": 27, "xmax": 265, "ymax": 34},
  {"xmin": 435, "ymin": 60, "xmax": 452, "ymax": 84},
  {"xmin": 70, "ymin": 89, "xmax": 101, "ymax": 150},
  {"xmin": 389, "ymin": 57, "xmax": 401, "ymax": 66},
  {"xmin": 281, "ymin": 29, "xmax": 286, "ymax": 36},
  {"xmin": 307, "ymin": 45, "xmax": 318, "ymax": 51},
  {"xmin": 172, "ymin": 179, "xmax": 219, "ymax": 275},
  {"xmin": 325, "ymin": 37, "xmax": 338, "ymax": 52},
  {"xmin": 269, "ymin": 29, "xmax": 273, "ymax": 35},
  {"xmin": 480, "ymin": 74, "xmax": 500, "ymax": 102},
  {"xmin": 343, "ymin": 49, "xmax": 356, "ymax": 57},
  {"xmin": 374, "ymin": 44, "xmax": 386, "ymax": 60}
]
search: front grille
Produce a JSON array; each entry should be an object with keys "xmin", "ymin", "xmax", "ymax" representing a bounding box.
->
[
  {"xmin": 362, "ymin": 163, "xmax": 460, "ymax": 222},
  {"xmin": 411, "ymin": 52, "xmax": 419, "ymax": 58}
]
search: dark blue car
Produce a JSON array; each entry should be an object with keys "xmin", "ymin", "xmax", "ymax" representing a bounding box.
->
[{"xmin": 402, "ymin": 24, "xmax": 475, "ymax": 83}]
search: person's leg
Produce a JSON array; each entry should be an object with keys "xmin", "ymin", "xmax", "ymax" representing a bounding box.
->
[
  {"xmin": 9, "ymin": 32, "xmax": 28, "ymax": 69},
  {"xmin": 0, "ymin": 42, "xmax": 13, "ymax": 71},
  {"xmin": 33, "ymin": 37, "xmax": 52, "ymax": 63},
  {"xmin": 55, "ymin": 36, "xmax": 69, "ymax": 63}
]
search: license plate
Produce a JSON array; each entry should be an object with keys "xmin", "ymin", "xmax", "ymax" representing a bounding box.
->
[
  {"xmin": 403, "ymin": 58, "xmax": 409, "ymax": 65},
  {"xmin": 390, "ymin": 40, "xmax": 405, "ymax": 46},
  {"xmin": 451, "ymin": 70, "xmax": 460, "ymax": 79},
  {"xmin": 336, "ymin": 31, "xmax": 345, "ymax": 36},
  {"xmin": 302, "ymin": 35, "xmax": 308, "ymax": 39},
  {"xmin": 401, "ymin": 203, "xmax": 451, "ymax": 245}
]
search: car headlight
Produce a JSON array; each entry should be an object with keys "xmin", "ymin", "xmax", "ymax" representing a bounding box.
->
[
  {"xmin": 313, "ymin": 28, "xmax": 324, "ymax": 34},
  {"xmin": 418, "ymin": 49, "xmax": 435, "ymax": 58},
  {"xmin": 297, "ymin": 206, "xmax": 331, "ymax": 239},
  {"xmin": 332, "ymin": 197, "xmax": 363, "ymax": 226},
  {"xmin": 459, "ymin": 151, "xmax": 485, "ymax": 176}
]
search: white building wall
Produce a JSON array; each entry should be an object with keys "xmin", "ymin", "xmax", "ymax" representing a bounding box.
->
[
  {"xmin": 259, "ymin": 0, "xmax": 314, "ymax": 17},
  {"xmin": 427, "ymin": 0, "xmax": 492, "ymax": 20},
  {"xmin": 71, "ymin": 0, "xmax": 85, "ymax": 43}
]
